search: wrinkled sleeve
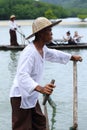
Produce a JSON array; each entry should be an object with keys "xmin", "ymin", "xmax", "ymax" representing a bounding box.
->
[{"xmin": 44, "ymin": 46, "xmax": 71, "ymax": 64}]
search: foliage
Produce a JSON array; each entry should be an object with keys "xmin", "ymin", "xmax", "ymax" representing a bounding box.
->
[
  {"xmin": 77, "ymin": 14, "xmax": 87, "ymax": 22},
  {"xmin": 41, "ymin": 0, "xmax": 87, "ymax": 8},
  {"xmin": 44, "ymin": 9, "xmax": 57, "ymax": 19},
  {"xmin": 41, "ymin": 0, "xmax": 87, "ymax": 18},
  {"xmin": 0, "ymin": 0, "xmax": 87, "ymax": 20},
  {"xmin": 0, "ymin": 0, "xmax": 66, "ymax": 20}
]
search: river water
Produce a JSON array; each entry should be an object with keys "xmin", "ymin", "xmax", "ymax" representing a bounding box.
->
[{"xmin": 0, "ymin": 19, "xmax": 87, "ymax": 130}]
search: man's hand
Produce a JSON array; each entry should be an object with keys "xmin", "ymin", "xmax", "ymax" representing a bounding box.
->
[
  {"xmin": 35, "ymin": 83, "xmax": 55, "ymax": 95},
  {"xmin": 14, "ymin": 28, "xmax": 17, "ymax": 30},
  {"xmin": 71, "ymin": 55, "xmax": 82, "ymax": 62},
  {"xmin": 18, "ymin": 25, "xmax": 21, "ymax": 28}
]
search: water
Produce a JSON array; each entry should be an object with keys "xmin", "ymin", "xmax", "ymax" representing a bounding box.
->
[{"xmin": 0, "ymin": 19, "xmax": 87, "ymax": 130}]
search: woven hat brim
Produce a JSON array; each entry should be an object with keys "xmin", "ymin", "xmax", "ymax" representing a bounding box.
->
[{"xmin": 26, "ymin": 20, "xmax": 62, "ymax": 40}]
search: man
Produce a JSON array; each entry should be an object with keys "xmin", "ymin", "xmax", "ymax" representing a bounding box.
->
[
  {"xmin": 63, "ymin": 31, "xmax": 75, "ymax": 44},
  {"xmin": 9, "ymin": 15, "xmax": 19, "ymax": 46},
  {"xmin": 73, "ymin": 31, "xmax": 83, "ymax": 43},
  {"xmin": 10, "ymin": 17, "xmax": 82, "ymax": 130}
]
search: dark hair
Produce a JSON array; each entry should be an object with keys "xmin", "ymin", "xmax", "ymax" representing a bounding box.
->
[{"xmin": 67, "ymin": 31, "xmax": 70, "ymax": 35}]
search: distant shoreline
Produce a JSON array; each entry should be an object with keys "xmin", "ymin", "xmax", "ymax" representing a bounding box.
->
[
  {"xmin": 60, "ymin": 21, "xmax": 87, "ymax": 25},
  {"xmin": 0, "ymin": 20, "xmax": 87, "ymax": 26}
]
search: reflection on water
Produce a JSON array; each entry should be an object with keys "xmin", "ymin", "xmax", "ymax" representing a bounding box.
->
[
  {"xmin": 47, "ymin": 96, "xmax": 57, "ymax": 130},
  {"xmin": 0, "ymin": 51, "xmax": 20, "ymax": 130},
  {"xmin": 8, "ymin": 51, "xmax": 20, "ymax": 82},
  {"xmin": 51, "ymin": 105, "xmax": 56, "ymax": 130}
]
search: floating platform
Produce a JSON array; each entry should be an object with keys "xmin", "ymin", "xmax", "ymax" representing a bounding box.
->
[
  {"xmin": 0, "ymin": 43, "xmax": 87, "ymax": 51},
  {"xmin": 0, "ymin": 45, "xmax": 26, "ymax": 51},
  {"xmin": 47, "ymin": 43, "xmax": 87, "ymax": 50}
]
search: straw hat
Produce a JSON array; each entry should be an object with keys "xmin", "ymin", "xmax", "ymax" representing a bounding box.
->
[
  {"xmin": 10, "ymin": 15, "xmax": 16, "ymax": 19},
  {"xmin": 26, "ymin": 17, "xmax": 62, "ymax": 39}
]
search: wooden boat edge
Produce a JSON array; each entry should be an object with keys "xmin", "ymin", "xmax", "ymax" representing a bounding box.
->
[{"xmin": 0, "ymin": 43, "xmax": 87, "ymax": 51}]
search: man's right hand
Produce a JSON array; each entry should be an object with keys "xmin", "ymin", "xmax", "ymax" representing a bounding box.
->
[
  {"xmin": 35, "ymin": 83, "xmax": 55, "ymax": 95},
  {"xmin": 14, "ymin": 28, "xmax": 17, "ymax": 30}
]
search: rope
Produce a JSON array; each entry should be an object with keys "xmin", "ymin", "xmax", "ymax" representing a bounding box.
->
[{"xmin": 16, "ymin": 27, "xmax": 26, "ymax": 45}]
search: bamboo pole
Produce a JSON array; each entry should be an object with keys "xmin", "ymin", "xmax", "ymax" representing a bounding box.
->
[
  {"xmin": 43, "ymin": 79, "xmax": 55, "ymax": 130},
  {"xmin": 43, "ymin": 79, "xmax": 55, "ymax": 105},
  {"xmin": 73, "ymin": 61, "xmax": 78, "ymax": 129},
  {"xmin": 44, "ymin": 104, "xmax": 50, "ymax": 130}
]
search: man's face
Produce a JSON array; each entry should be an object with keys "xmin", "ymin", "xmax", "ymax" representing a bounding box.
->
[{"xmin": 41, "ymin": 27, "xmax": 53, "ymax": 43}]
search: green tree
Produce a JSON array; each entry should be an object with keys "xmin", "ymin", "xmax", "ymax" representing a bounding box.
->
[
  {"xmin": 77, "ymin": 14, "xmax": 87, "ymax": 22},
  {"xmin": 0, "ymin": 0, "xmax": 87, "ymax": 20},
  {"xmin": 44, "ymin": 9, "xmax": 57, "ymax": 19}
]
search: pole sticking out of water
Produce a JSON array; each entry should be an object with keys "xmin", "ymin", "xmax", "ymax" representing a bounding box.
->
[
  {"xmin": 73, "ymin": 61, "xmax": 78, "ymax": 126},
  {"xmin": 43, "ymin": 79, "xmax": 55, "ymax": 105},
  {"xmin": 43, "ymin": 79, "xmax": 55, "ymax": 130},
  {"xmin": 70, "ymin": 61, "xmax": 78, "ymax": 130}
]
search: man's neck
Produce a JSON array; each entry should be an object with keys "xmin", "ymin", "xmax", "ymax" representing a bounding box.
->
[{"xmin": 34, "ymin": 41, "xmax": 44, "ymax": 57}]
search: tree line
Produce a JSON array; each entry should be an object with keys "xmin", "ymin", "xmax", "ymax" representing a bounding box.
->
[
  {"xmin": 41, "ymin": 0, "xmax": 87, "ymax": 8},
  {"xmin": 0, "ymin": 0, "xmax": 87, "ymax": 20}
]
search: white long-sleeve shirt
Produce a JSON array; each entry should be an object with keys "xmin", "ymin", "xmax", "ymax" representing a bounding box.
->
[
  {"xmin": 10, "ymin": 42, "xmax": 71, "ymax": 109},
  {"xmin": 9, "ymin": 20, "xmax": 18, "ymax": 30}
]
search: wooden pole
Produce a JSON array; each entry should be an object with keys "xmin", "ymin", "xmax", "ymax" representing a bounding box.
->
[
  {"xmin": 43, "ymin": 79, "xmax": 55, "ymax": 105},
  {"xmin": 73, "ymin": 61, "xmax": 78, "ymax": 129},
  {"xmin": 43, "ymin": 79, "xmax": 55, "ymax": 130},
  {"xmin": 44, "ymin": 104, "xmax": 50, "ymax": 130}
]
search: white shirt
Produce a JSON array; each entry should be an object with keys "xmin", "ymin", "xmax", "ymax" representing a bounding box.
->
[
  {"xmin": 73, "ymin": 36, "xmax": 81, "ymax": 43},
  {"xmin": 10, "ymin": 42, "xmax": 71, "ymax": 109},
  {"xmin": 9, "ymin": 20, "xmax": 18, "ymax": 30}
]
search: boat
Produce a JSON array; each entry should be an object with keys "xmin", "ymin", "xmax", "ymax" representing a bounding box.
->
[
  {"xmin": 0, "ymin": 45, "xmax": 26, "ymax": 51},
  {"xmin": 0, "ymin": 42, "xmax": 87, "ymax": 51},
  {"xmin": 47, "ymin": 42, "xmax": 87, "ymax": 50}
]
